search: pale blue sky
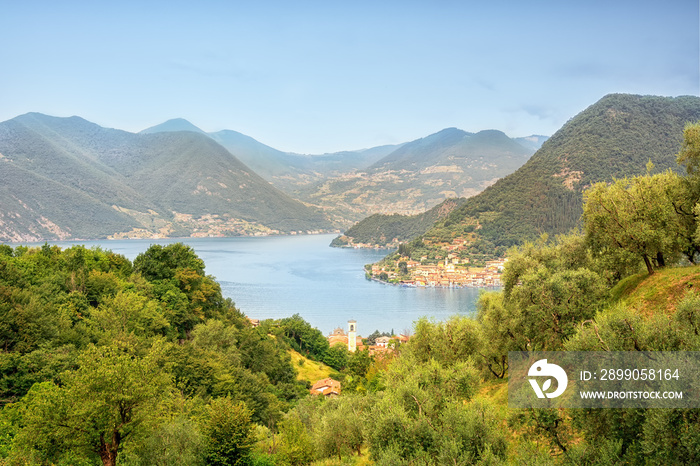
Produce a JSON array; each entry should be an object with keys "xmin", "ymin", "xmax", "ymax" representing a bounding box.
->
[{"xmin": 2, "ymin": 1, "xmax": 698, "ymax": 153}]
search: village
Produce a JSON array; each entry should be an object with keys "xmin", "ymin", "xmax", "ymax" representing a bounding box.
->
[
  {"xmin": 310, "ymin": 320, "xmax": 410, "ymax": 397},
  {"xmin": 370, "ymin": 255, "xmax": 507, "ymax": 288}
]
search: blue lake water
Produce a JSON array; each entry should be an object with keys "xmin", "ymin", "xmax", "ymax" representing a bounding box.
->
[{"xmin": 32, "ymin": 234, "xmax": 488, "ymax": 336}]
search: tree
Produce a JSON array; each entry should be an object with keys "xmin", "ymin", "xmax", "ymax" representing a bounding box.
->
[
  {"xmin": 366, "ymin": 353, "xmax": 504, "ymax": 464},
  {"xmin": 276, "ymin": 412, "xmax": 315, "ymax": 465},
  {"xmin": 10, "ymin": 342, "xmax": 172, "ymax": 466},
  {"xmin": 583, "ymin": 171, "xmax": 685, "ymax": 274},
  {"xmin": 133, "ymin": 243, "xmax": 205, "ymax": 282},
  {"xmin": 202, "ymin": 397, "xmax": 255, "ymax": 466},
  {"xmin": 499, "ymin": 233, "xmax": 608, "ymax": 350},
  {"xmin": 677, "ymin": 121, "xmax": 700, "ymax": 176}
]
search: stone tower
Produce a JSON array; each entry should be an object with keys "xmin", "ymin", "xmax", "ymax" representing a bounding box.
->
[{"xmin": 348, "ymin": 320, "xmax": 357, "ymax": 352}]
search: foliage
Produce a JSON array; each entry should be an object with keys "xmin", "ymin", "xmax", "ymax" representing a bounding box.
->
[
  {"xmin": 500, "ymin": 232, "xmax": 608, "ymax": 350},
  {"xmin": 583, "ymin": 170, "xmax": 687, "ymax": 274},
  {"xmin": 331, "ymin": 198, "xmax": 466, "ymax": 248},
  {"xmin": 7, "ymin": 342, "xmax": 172, "ymax": 466},
  {"xmin": 0, "ymin": 243, "xmax": 307, "ymax": 465},
  {"xmin": 367, "ymin": 352, "xmax": 504, "ymax": 464},
  {"xmin": 0, "ymin": 113, "xmax": 332, "ymax": 242},
  {"xmin": 275, "ymin": 412, "xmax": 316, "ymax": 465},
  {"xmin": 371, "ymin": 94, "xmax": 700, "ymax": 265},
  {"xmin": 202, "ymin": 397, "xmax": 255, "ymax": 466}
]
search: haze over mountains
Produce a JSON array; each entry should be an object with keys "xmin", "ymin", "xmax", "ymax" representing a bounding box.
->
[
  {"xmin": 142, "ymin": 119, "xmax": 401, "ymax": 194},
  {"xmin": 300, "ymin": 128, "xmax": 537, "ymax": 221},
  {"xmin": 0, "ymin": 113, "xmax": 331, "ymax": 242},
  {"xmin": 357, "ymin": 94, "xmax": 700, "ymax": 262},
  {"xmin": 141, "ymin": 119, "xmax": 545, "ymax": 224},
  {"xmin": 142, "ymin": 120, "xmax": 543, "ymax": 222},
  {"xmin": 0, "ymin": 112, "xmax": 544, "ymax": 242}
]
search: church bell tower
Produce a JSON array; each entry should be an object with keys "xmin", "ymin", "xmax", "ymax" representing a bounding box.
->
[{"xmin": 348, "ymin": 320, "xmax": 357, "ymax": 352}]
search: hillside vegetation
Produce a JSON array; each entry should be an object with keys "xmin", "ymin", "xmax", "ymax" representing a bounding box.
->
[
  {"xmin": 0, "ymin": 113, "xmax": 332, "ymax": 241},
  {"xmin": 299, "ymin": 128, "xmax": 539, "ymax": 222},
  {"xmin": 330, "ymin": 198, "xmax": 466, "ymax": 248},
  {"xmin": 382, "ymin": 94, "xmax": 700, "ymax": 266},
  {"xmin": 4, "ymin": 115, "xmax": 700, "ymax": 465}
]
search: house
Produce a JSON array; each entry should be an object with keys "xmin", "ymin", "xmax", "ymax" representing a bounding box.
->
[
  {"xmin": 375, "ymin": 336, "xmax": 391, "ymax": 347},
  {"xmin": 310, "ymin": 378, "xmax": 341, "ymax": 397}
]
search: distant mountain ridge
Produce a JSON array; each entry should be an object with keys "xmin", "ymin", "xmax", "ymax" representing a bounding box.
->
[
  {"xmin": 0, "ymin": 112, "xmax": 549, "ymax": 242},
  {"xmin": 300, "ymin": 127, "xmax": 540, "ymax": 222},
  {"xmin": 0, "ymin": 113, "xmax": 332, "ymax": 242},
  {"xmin": 391, "ymin": 94, "xmax": 700, "ymax": 264},
  {"xmin": 141, "ymin": 119, "xmax": 402, "ymax": 193},
  {"xmin": 330, "ymin": 198, "xmax": 467, "ymax": 248}
]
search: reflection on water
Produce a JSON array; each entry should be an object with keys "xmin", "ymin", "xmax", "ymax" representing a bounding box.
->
[{"xmin": 29, "ymin": 234, "xmax": 492, "ymax": 335}]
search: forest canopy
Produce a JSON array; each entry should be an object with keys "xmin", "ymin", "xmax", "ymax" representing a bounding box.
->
[{"xmin": 3, "ymin": 122, "xmax": 700, "ymax": 465}]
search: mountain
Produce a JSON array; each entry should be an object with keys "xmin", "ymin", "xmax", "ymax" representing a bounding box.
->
[
  {"xmin": 0, "ymin": 113, "xmax": 332, "ymax": 242},
  {"xmin": 513, "ymin": 135, "xmax": 549, "ymax": 152},
  {"xmin": 140, "ymin": 118, "xmax": 208, "ymax": 135},
  {"xmin": 142, "ymin": 120, "xmax": 401, "ymax": 194},
  {"xmin": 330, "ymin": 198, "xmax": 467, "ymax": 248},
  {"xmin": 301, "ymin": 128, "xmax": 539, "ymax": 222},
  {"xmin": 393, "ymin": 94, "xmax": 700, "ymax": 263}
]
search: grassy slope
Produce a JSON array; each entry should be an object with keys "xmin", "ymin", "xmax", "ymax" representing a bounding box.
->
[
  {"xmin": 288, "ymin": 348, "xmax": 336, "ymax": 384},
  {"xmin": 609, "ymin": 265, "xmax": 700, "ymax": 316},
  {"xmin": 472, "ymin": 267, "xmax": 700, "ymax": 462}
]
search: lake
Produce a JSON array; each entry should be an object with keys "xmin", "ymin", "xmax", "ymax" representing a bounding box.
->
[{"xmin": 33, "ymin": 234, "xmax": 489, "ymax": 336}]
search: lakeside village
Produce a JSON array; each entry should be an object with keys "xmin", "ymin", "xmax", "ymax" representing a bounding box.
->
[
  {"xmin": 367, "ymin": 254, "xmax": 507, "ymax": 288},
  {"xmin": 314, "ymin": 320, "xmax": 410, "ymax": 397},
  {"xmin": 248, "ymin": 318, "xmax": 410, "ymax": 397}
]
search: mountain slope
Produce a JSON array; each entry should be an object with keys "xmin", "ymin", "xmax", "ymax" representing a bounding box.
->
[
  {"xmin": 142, "ymin": 120, "xmax": 400, "ymax": 194},
  {"xmin": 0, "ymin": 113, "xmax": 332, "ymax": 241},
  {"xmin": 303, "ymin": 128, "xmax": 537, "ymax": 222},
  {"xmin": 402, "ymin": 94, "xmax": 700, "ymax": 262},
  {"xmin": 140, "ymin": 118, "xmax": 208, "ymax": 135},
  {"xmin": 330, "ymin": 198, "xmax": 467, "ymax": 248}
]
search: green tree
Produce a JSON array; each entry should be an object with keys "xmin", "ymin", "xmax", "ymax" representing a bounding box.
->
[
  {"xmin": 677, "ymin": 121, "xmax": 700, "ymax": 176},
  {"xmin": 276, "ymin": 412, "xmax": 316, "ymax": 465},
  {"xmin": 134, "ymin": 243, "xmax": 205, "ymax": 282},
  {"xmin": 365, "ymin": 352, "xmax": 499, "ymax": 464},
  {"xmin": 583, "ymin": 171, "xmax": 686, "ymax": 274},
  {"xmin": 476, "ymin": 291, "xmax": 516, "ymax": 378},
  {"xmin": 202, "ymin": 397, "xmax": 255, "ymax": 466},
  {"xmin": 500, "ymin": 233, "xmax": 608, "ymax": 350},
  {"xmin": 9, "ymin": 342, "xmax": 172, "ymax": 466}
]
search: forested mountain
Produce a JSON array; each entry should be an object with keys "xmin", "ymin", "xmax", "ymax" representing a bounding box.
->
[
  {"xmin": 142, "ymin": 119, "xmax": 400, "ymax": 194},
  {"xmin": 0, "ymin": 113, "xmax": 332, "ymax": 242},
  {"xmin": 6, "ymin": 122, "xmax": 700, "ymax": 463},
  {"xmin": 302, "ymin": 128, "xmax": 539, "ymax": 222},
  {"xmin": 330, "ymin": 198, "xmax": 467, "ymax": 248},
  {"xmin": 393, "ymin": 94, "xmax": 700, "ymax": 262}
]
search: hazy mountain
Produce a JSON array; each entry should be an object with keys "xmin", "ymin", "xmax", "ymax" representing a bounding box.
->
[
  {"xmin": 330, "ymin": 198, "xmax": 467, "ymax": 248},
  {"xmin": 141, "ymin": 119, "xmax": 402, "ymax": 194},
  {"xmin": 140, "ymin": 118, "xmax": 208, "ymax": 135},
  {"xmin": 301, "ymin": 128, "xmax": 538, "ymax": 222},
  {"xmin": 513, "ymin": 135, "xmax": 549, "ymax": 152},
  {"xmin": 400, "ymin": 94, "xmax": 700, "ymax": 261},
  {"xmin": 0, "ymin": 113, "xmax": 332, "ymax": 242}
]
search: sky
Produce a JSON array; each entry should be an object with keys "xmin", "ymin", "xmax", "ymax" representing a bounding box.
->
[{"xmin": 1, "ymin": 0, "xmax": 698, "ymax": 154}]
